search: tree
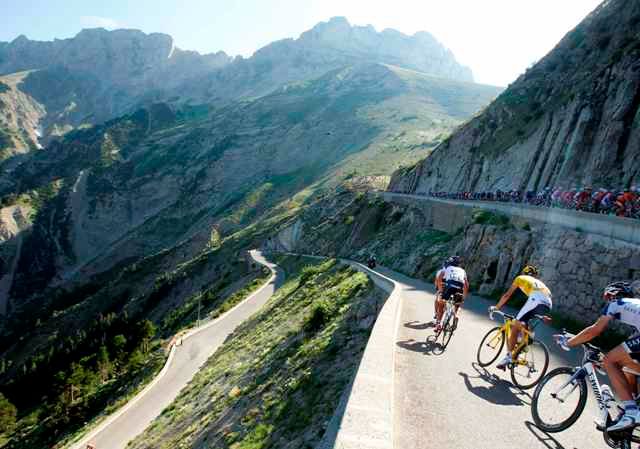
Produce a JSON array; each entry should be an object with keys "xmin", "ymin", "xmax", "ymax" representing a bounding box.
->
[
  {"xmin": 112, "ymin": 334, "xmax": 127, "ymax": 365},
  {"xmin": 67, "ymin": 363, "xmax": 86, "ymax": 403},
  {"xmin": 138, "ymin": 320, "xmax": 156, "ymax": 353},
  {"xmin": 127, "ymin": 349, "xmax": 144, "ymax": 370},
  {"xmin": 0, "ymin": 393, "xmax": 16, "ymax": 432},
  {"xmin": 96, "ymin": 345, "xmax": 111, "ymax": 382}
]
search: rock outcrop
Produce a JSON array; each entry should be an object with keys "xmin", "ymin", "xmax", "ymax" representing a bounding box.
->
[
  {"xmin": 388, "ymin": 0, "xmax": 640, "ymax": 193},
  {"xmin": 0, "ymin": 28, "xmax": 232, "ymax": 87},
  {"xmin": 0, "ymin": 29, "xmax": 232, "ymax": 148}
]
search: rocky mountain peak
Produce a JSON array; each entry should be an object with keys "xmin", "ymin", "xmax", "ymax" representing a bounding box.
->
[{"xmin": 295, "ymin": 16, "xmax": 473, "ymax": 82}]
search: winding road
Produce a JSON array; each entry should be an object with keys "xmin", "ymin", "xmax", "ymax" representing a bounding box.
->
[
  {"xmin": 71, "ymin": 250, "xmax": 604, "ymax": 449},
  {"xmin": 71, "ymin": 250, "xmax": 284, "ymax": 449}
]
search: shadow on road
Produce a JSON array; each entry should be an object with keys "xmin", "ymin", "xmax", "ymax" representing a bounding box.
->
[
  {"xmin": 404, "ymin": 320, "xmax": 434, "ymax": 330},
  {"xmin": 524, "ymin": 421, "xmax": 567, "ymax": 449},
  {"xmin": 396, "ymin": 334, "xmax": 446, "ymax": 356},
  {"xmin": 458, "ymin": 363, "xmax": 531, "ymax": 407}
]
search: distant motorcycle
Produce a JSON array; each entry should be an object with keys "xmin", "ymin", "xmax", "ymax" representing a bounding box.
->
[{"xmin": 367, "ymin": 258, "xmax": 376, "ymax": 269}]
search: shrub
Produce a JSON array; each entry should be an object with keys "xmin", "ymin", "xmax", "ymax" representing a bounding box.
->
[
  {"xmin": 0, "ymin": 393, "xmax": 16, "ymax": 432},
  {"xmin": 472, "ymin": 210, "xmax": 512, "ymax": 229},
  {"xmin": 304, "ymin": 299, "xmax": 336, "ymax": 334}
]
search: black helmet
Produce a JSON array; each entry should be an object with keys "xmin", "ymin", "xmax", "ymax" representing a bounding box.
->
[
  {"xmin": 603, "ymin": 281, "xmax": 633, "ymax": 300},
  {"xmin": 445, "ymin": 256, "xmax": 461, "ymax": 267},
  {"xmin": 522, "ymin": 265, "xmax": 539, "ymax": 277}
]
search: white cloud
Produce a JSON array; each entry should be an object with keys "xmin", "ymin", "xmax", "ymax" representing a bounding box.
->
[{"xmin": 80, "ymin": 16, "xmax": 120, "ymax": 30}]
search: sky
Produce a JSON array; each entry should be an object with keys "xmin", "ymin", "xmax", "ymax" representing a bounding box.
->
[{"xmin": 3, "ymin": 0, "xmax": 603, "ymax": 87}]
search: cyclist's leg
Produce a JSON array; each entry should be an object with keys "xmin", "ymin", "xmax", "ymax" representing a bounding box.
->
[
  {"xmin": 435, "ymin": 296, "xmax": 445, "ymax": 323},
  {"xmin": 606, "ymin": 339, "xmax": 640, "ymax": 400},
  {"xmin": 433, "ymin": 291, "xmax": 440, "ymax": 321},
  {"xmin": 604, "ymin": 343, "xmax": 640, "ymax": 430},
  {"xmin": 436, "ymin": 288, "xmax": 451, "ymax": 323}
]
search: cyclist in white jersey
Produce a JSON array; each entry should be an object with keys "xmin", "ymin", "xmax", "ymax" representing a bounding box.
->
[
  {"xmin": 557, "ymin": 282, "xmax": 640, "ymax": 432},
  {"xmin": 435, "ymin": 256, "xmax": 469, "ymax": 332}
]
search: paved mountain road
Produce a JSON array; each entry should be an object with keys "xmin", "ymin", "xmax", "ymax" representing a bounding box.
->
[
  {"xmin": 72, "ymin": 251, "xmax": 284, "ymax": 449},
  {"xmin": 382, "ymin": 266, "xmax": 603, "ymax": 449}
]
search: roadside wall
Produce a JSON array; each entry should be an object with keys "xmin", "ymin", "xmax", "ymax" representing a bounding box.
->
[
  {"xmin": 377, "ymin": 192, "xmax": 640, "ymax": 324},
  {"xmin": 381, "ymin": 192, "xmax": 640, "ymax": 246}
]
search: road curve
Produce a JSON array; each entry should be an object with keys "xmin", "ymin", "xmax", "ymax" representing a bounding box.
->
[
  {"xmin": 72, "ymin": 250, "xmax": 284, "ymax": 449},
  {"xmin": 379, "ymin": 265, "xmax": 602, "ymax": 449}
]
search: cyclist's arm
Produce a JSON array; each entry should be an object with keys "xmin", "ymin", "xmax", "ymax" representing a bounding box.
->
[
  {"xmin": 495, "ymin": 283, "xmax": 518, "ymax": 309},
  {"xmin": 567, "ymin": 316, "xmax": 612, "ymax": 347},
  {"xmin": 435, "ymin": 271, "xmax": 444, "ymax": 292},
  {"xmin": 463, "ymin": 278, "xmax": 469, "ymax": 299}
]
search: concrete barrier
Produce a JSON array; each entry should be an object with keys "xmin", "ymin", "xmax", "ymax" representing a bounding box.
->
[{"xmin": 313, "ymin": 258, "xmax": 400, "ymax": 449}]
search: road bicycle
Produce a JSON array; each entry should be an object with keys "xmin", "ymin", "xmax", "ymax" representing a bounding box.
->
[
  {"xmin": 531, "ymin": 330, "xmax": 639, "ymax": 448},
  {"xmin": 433, "ymin": 294, "xmax": 462, "ymax": 350},
  {"xmin": 476, "ymin": 309, "xmax": 551, "ymax": 389}
]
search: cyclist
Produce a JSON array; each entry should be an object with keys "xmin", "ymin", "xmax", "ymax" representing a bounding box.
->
[
  {"xmin": 556, "ymin": 282, "xmax": 640, "ymax": 432},
  {"xmin": 435, "ymin": 256, "xmax": 469, "ymax": 331},
  {"xmin": 490, "ymin": 264, "xmax": 552, "ymax": 370}
]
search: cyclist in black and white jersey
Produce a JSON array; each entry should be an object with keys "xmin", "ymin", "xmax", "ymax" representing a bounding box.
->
[
  {"xmin": 434, "ymin": 256, "xmax": 469, "ymax": 332},
  {"xmin": 557, "ymin": 282, "xmax": 640, "ymax": 432}
]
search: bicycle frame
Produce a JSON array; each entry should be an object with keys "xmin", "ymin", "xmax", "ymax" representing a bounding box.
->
[
  {"xmin": 490, "ymin": 311, "xmax": 533, "ymax": 359},
  {"xmin": 557, "ymin": 358, "xmax": 608, "ymax": 419}
]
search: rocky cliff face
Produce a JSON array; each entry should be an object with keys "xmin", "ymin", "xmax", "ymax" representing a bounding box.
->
[
  {"xmin": 389, "ymin": 0, "xmax": 640, "ymax": 193},
  {"xmin": 0, "ymin": 29, "xmax": 232, "ymax": 87},
  {"xmin": 0, "ymin": 29, "xmax": 232, "ymax": 150}
]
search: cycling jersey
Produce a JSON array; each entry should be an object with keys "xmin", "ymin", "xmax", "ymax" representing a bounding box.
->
[
  {"xmin": 601, "ymin": 298, "xmax": 640, "ymax": 332},
  {"xmin": 513, "ymin": 275, "xmax": 552, "ymax": 324},
  {"xmin": 443, "ymin": 266, "xmax": 467, "ymax": 289},
  {"xmin": 513, "ymin": 275, "xmax": 551, "ymax": 298}
]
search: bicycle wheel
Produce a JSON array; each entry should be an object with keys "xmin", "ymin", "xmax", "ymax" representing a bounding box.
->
[
  {"xmin": 476, "ymin": 326, "xmax": 504, "ymax": 367},
  {"xmin": 531, "ymin": 367, "xmax": 588, "ymax": 432},
  {"xmin": 441, "ymin": 311, "xmax": 454, "ymax": 349},
  {"xmin": 511, "ymin": 339, "xmax": 550, "ymax": 389}
]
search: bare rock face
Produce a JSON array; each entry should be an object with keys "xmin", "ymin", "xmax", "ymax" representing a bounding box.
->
[
  {"xmin": 0, "ymin": 29, "xmax": 232, "ymax": 147},
  {"xmin": 296, "ymin": 17, "xmax": 473, "ymax": 82},
  {"xmin": 0, "ymin": 29, "xmax": 232, "ymax": 88},
  {"xmin": 188, "ymin": 17, "xmax": 474, "ymax": 103},
  {"xmin": 389, "ymin": 0, "xmax": 640, "ymax": 193}
]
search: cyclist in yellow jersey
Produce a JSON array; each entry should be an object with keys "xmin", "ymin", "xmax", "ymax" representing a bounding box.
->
[{"xmin": 489, "ymin": 264, "xmax": 552, "ymax": 370}]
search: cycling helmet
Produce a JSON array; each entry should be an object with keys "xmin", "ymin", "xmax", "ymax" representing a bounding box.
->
[
  {"xmin": 445, "ymin": 256, "xmax": 461, "ymax": 267},
  {"xmin": 603, "ymin": 281, "xmax": 633, "ymax": 300},
  {"xmin": 522, "ymin": 264, "xmax": 539, "ymax": 276}
]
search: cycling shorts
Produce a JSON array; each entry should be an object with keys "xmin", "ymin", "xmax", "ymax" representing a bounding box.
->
[
  {"xmin": 441, "ymin": 285, "xmax": 464, "ymax": 304},
  {"xmin": 516, "ymin": 291, "xmax": 552, "ymax": 325},
  {"xmin": 623, "ymin": 334, "xmax": 640, "ymax": 361}
]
